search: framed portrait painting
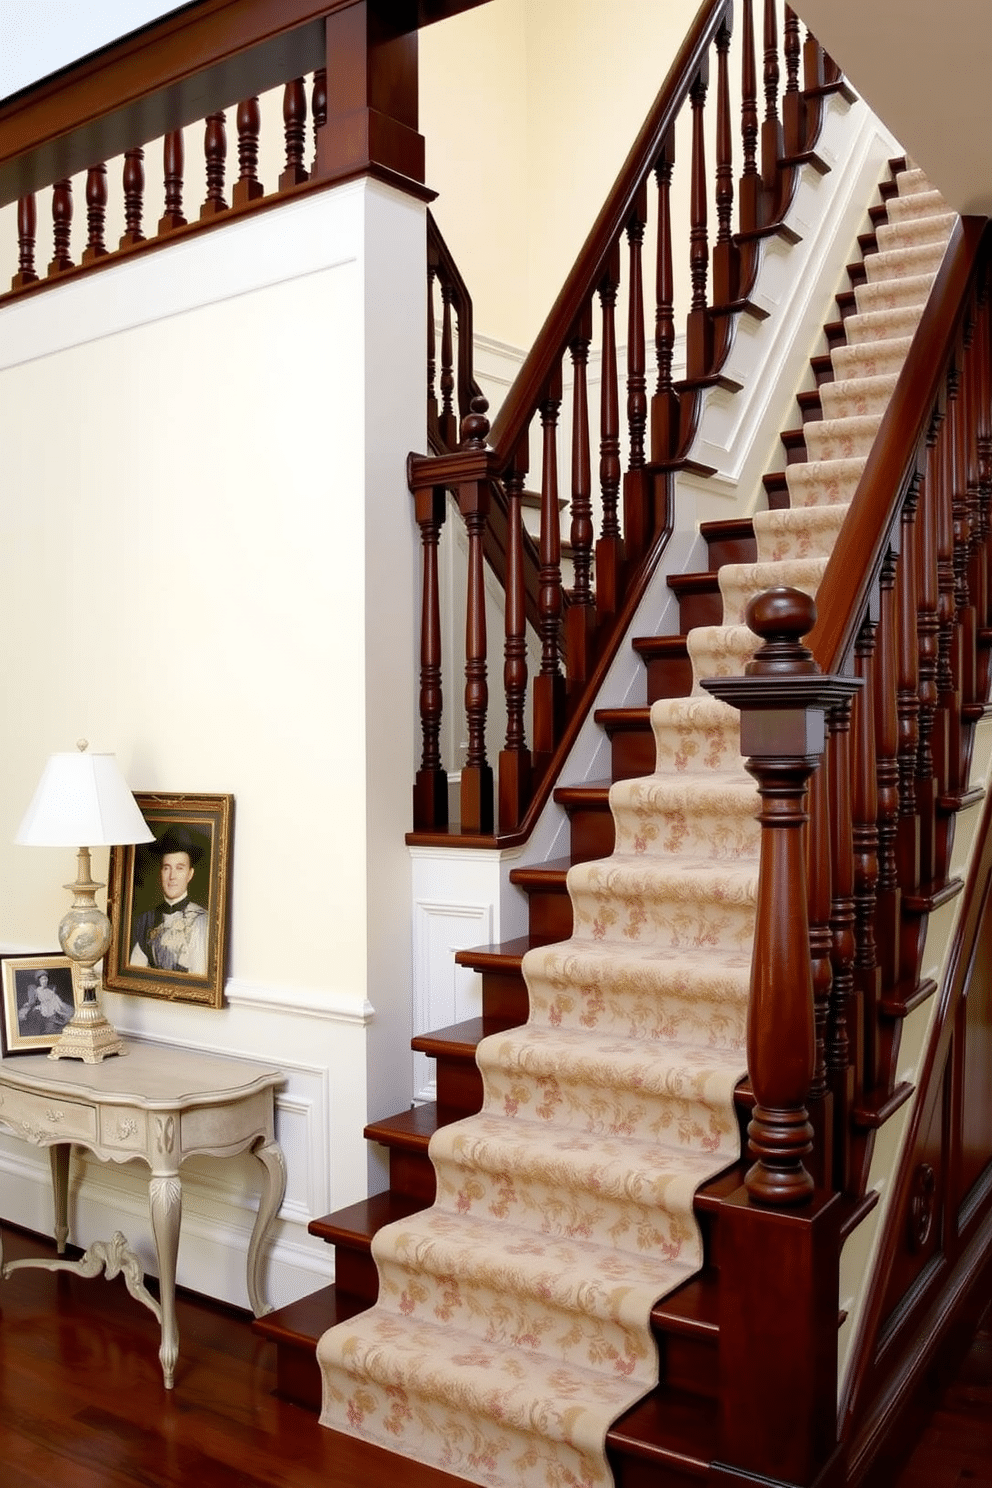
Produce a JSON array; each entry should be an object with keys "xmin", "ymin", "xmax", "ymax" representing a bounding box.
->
[
  {"xmin": 105, "ymin": 793, "xmax": 233, "ymax": 1008},
  {"xmin": 1, "ymin": 955, "xmax": 83, "ymax": 1056}
]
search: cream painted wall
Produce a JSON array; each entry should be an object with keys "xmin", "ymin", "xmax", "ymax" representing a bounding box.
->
[
  {"xmin": 0, "ymin": 180, "xmax": 424, "ymax": 1305},
  {"xmin": 421, "ymin": 0, "xmax": 700, "ymax": 350}
]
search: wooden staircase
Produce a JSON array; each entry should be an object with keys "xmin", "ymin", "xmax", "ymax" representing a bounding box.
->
[{"xmin": 253, "ymin": 173, "xmax": 916, "ymax": 1482}]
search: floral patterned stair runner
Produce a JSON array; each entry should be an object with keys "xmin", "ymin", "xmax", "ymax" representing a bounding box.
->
[{"xmin": 316, "ymin": 167, "xmax": 955, "ymax": 1488}]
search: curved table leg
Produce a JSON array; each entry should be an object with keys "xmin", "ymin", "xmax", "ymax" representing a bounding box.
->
[
  {"xmin": 246, "ymin": 1138, "xmax": 286, "ymax": 1317},
  {"xmin": 49, "ymin": 1143, "xmax": 71, "ymax": 1253},
  {"xmin": 149, "ymin": 1172, "xmax": 182, "ymax": 1388}
]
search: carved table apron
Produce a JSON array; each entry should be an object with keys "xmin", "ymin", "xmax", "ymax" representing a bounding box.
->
[{"xmin": 0, "ymin": 1043, "xmax": 286, "ymax": 1387}]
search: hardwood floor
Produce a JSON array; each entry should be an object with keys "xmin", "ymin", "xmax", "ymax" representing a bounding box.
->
[{"xmin": 0, "ymin": 1223, "xmax": 989, "ymax": 1487}]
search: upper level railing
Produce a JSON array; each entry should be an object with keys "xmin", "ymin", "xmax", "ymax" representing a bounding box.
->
[{"xmin": 409, "ymin": 0, "xmax": 849, "ymax": 840}]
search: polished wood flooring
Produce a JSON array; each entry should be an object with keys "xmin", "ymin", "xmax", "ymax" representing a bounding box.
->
[{"xmin": 0, "ymin": 1223, "xmax": 989, "ymax": 1487}]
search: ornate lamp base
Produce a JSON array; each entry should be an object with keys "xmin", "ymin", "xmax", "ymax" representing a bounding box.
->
[{"xmin": 49, "ymin": 998, "xmax": 127, "ymax": 1062}]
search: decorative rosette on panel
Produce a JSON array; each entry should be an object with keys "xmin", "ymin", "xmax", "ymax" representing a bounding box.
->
[{"xmin": 317, "ymin": 168, "xmax": 955, "ymax": 1487}]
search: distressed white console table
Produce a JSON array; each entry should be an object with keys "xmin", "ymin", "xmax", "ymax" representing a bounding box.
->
[{"xmin": 0, "ymin": 1043, "xmax": 285, "ymax": 1388}]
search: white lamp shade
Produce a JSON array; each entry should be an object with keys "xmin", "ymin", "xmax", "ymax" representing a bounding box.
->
[{"xmin": 16, "ymin": 749, "xmax": 155, "ymax": 848}]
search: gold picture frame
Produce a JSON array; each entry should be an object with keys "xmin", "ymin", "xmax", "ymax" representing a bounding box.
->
[
  {"xmin": 105, "ymin": 792, "xmax": 233, "ymax": 1008},
  {"xmin": 1, "ymin": 955, "xmax": 83, "ymax": 1055}
]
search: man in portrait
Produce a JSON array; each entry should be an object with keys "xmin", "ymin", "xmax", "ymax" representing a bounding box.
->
[{"xmin": 129, "ymin": 825, "xmax": 210, "ymax": 976}]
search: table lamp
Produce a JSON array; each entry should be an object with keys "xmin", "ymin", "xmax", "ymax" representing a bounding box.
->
[{"xmin": 15, "ymin": 740, "xmax": 154, "ymax": 1062}]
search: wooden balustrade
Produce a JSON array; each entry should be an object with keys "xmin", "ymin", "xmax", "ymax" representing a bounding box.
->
[{"xmin": 409, "ymin": 0, "xmax": 847, "ymax": 840}]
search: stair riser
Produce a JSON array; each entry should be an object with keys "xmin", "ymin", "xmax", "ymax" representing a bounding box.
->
[
  {"xmin": 670, "ymin": 582, "xmax": 723, "ymax": 631},
  {"xmin": 478, "ymin": 968, "xmax": 529, "ymax": 1023},
  {"xmin": 566, "ymin": 802, "xmax": 616, "ymax": 862},
  {"xmin": 336, "ymin": 1248, "xmax": 379, "ymax": 1302},
  {"xmin": 660, "ymin": 1333, "xmax": 720, "ymax": 1400},
  {"xmin": 608, "ymin": 724, "xmax": 658, "ymax": 780},
  {"xmin": 526, "ymin": 889, "xmax": 574, "ymax": 944},
  {"xmin": 608, "ymin": 1453, "xmax": 709, "ymax": 1487},
  {"xmin": 435, "ymin": 1058, "xmax": 484, "ymax": 1120},
  {"xmin": 388, "ymin": 1148, "xmax": 437, "ymax": 1203},
  {"xmin": 643, "ymin": 652, "xmax": 693, "ymax": 703},
  {"xmin": 276, "ymin": 1346, "xmax": 323, "ymax": 1412}
]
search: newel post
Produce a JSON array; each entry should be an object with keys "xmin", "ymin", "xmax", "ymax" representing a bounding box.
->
[{"xmin": 703, "ymin": 588, "xmax": 860, "ymax": 1487}]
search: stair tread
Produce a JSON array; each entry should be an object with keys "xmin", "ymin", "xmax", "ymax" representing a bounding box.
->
[
  {"xmin": 509, "ymin": 856, "xmax": 572, "ymax": 887},
  {"xmin": 253, "ymin": 1283, "xmax": 368, "ymax": 1348},
  {"xmin": 554, "ymin": 778, "xmax": 613, "ymax": 806},
  {"xmin": 309, "ymin": 1191, "xmax": 429, "ymax": 1247},
  {"xmin": 651, "ymin": 1268, "xmax": 720, "ymax": 1337},
  {"xmin": 596, "ymin": 705, "xmax": 653, "ymax": 729},
  {"xmin": 607, "ymin": 1382, "xmax": 716, "ymax": 1470},
  {"xmin": 411, "ymin": 1014, "xmax": 521, "ymax": 1057},
  {"xmin": 455, "ymin": 936, "xmax": 532, "ymax": 970},
  {"xmin": 632, "ymin": 634, "xmax": 690, "ymax": 658},
  {"xmin": 365, "ymin": 1102, "xmax": 441, "ymax": 1148}
]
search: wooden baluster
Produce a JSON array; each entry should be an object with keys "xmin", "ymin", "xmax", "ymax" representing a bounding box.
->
[
  {"xmin": 626, "ymin": 185, "xmax": 648, "ymax": 473},
  {"xmin": 426, "ymin": 256, "xmax": 440, "ymax": 447},
  {"xmin": 916, "ymin": 419, "xmax": 942, "ymax": 889},
  {"xmin": 82, "ymin": 164, "xmax": 108, "ymax": 263},
  {"xmin": 965, "ymin": 295, "xmax": 989, "ymax": 700},
  {"xmin": 827, "ymin": 698, "xmax": 856, "ymax": 1192},
  {"xmin": 851, "ymin": 613, "xmax": 881, "ymax": 1100},
  {"xmin": 119, "ymin": 148, "xmax": 145, "ymax": 248},
  {"xmin": 458, "ymin": 400, "xmax": 494, "ymax": 834},
  {"xmin": 807, "ymin": 754, "xmax": 834, "ymax": 1189},
  {"xmin": 703, "ymin": 588, "xmax": 859, "ymax": 1205},
  {"xmin": 533, "ymin": 367, "xmax": 565, "ymax": 773},
  {"xmin": 739, "ymin": 0, "xmax": 761, "ymax": 234},
  {"xmin": 686, "ymin": 65, "xmax": 711, "ymax": 379},
  {"xmin": 567, "ymin": 308, "xmax": 594, "ymax": 690},
  {"xmin": 159, "ymin": 130, "xmax": 187, "ymax": 233},
  {"xmin": 782, "ymin": 5, "xmax": 805, "ymax": 156},
  {"xmin": 232, "ymin": 96, "xmax": 264, "ymax": 207},
  {"xmin": 47, "ymin": 179, "xmax": 74, "ymax": 276},
  {"xmin": 713, "ymin": 18, "xmax": 737, "ymax": 308},
  {"xmin": 896, "ymin": 472, "xmax": 924, "ymax": 892},
  {"xmin": 972, "ymin": 281, "xmax": 992, "ymax": 700},
  {"xmin": 439, "ymin": 284, "xmax": 457, "ymax": 450},
  {"xmin": 951, "ymin": 324, "xmax": 978, "ymax": 726},
  {"xmin": 651, "ymin": 133, "xmax": 679, "ymax": 462},
  {"xmin": 311, "ymin": 69, "xmax": 328, "ymax": 176},
  {"xmin": 12, "ymin": 194, "xmax": 39, "ymax": 288},
  {"xmin": 934, "ymin": 386, "xmax": 957, "ymax": 802},
  {"xmin": 499, "ymin": 444, "xmax": 532, "ymax": 833},
  {"xmin": 413, "ymin": 484, "xmax": 448, "ymax": 831},
  {"xmin": 279, "ymin": 78, "xmax": 309, "ymax": 189},
  {"xmin": 873, "ymin": 548, "xmax": 901, "ymax": 989},
  {"xmin": 200, "ymin": 112, "xmax": 229, "ymax": 218},
  {"xmin": 761, "ymin": 0, "xmax": 784, "ymax": 209},
  {"xmin": 597, "ymin": 245, "xmax": 623, "ymax": 617}
]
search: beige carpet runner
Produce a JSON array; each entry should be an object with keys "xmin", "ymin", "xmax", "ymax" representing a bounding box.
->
[{"xmin": 317, "ymin": 168, "xmax": 954, "ymax": 1487}]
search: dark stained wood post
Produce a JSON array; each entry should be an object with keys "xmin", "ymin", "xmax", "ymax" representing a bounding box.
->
[
  {"xmin": 650, "ymin": 132, "xmax": 679, "ymax": 463},
  {"xmin": 625, "ymin": 185, "xmax": 648, "ymax": 475},
  {"xmin": 47, "ymin": 178, "xmax": 74, "ymax": 276},
  {"xmin": 686, "ymin": 63, "xmax": 711, "ymax": 379},
  {"xmin": 82, "ymin": 164, "xmax": 108, "ymax": 262},
  {"xmin": 533, "ymin": 366, "xmax": 566, "ymax": 772},
  {"xmin": 567, "ymin": 305, "xmax": 595, "ymax": 688},
  {"xmin": 499, "ymin": 440, "xmax": 532, "ymax": 834},
  {"xmin": 703, "ymin": 588, "xmax": 860, "ymax": 1205},
  {"xmin": 314, "ymin": 2, "xmax": 426, "ymax": 192},
  {"xmin": 413, "ymin": 478, "xmax": 448, "ymax": 832},
  {"xmin": 826, "ymin": 697, "xmax": 856, "ymax": 1192},
  {"xmin": 761, "ymin": 0, "xmax": 784, "ymax": 208},
  {"xmin": 712, "ymin": 17, "xmax": 738, "ymax": 306},
  {"xmin": 874, "ymin": 546, "xmax": 902, "ymax": 988},
  {"xmin": 916, "ymin": 416, "xmax": 943, "ymax": 885},
  {"xmin": 738, "ymin": 0, "xmax": 760, "ymax": 234},
  {"xmin": 158, "ymin": 130, "xmax": 187, "ymax": 233},
  {"xmin": 12, "ymin": 194, "xmax": 39, "ymax": 288},
  {"xmin": 897, "ymin": 470, "xmax": 924, "ymax": 892},
  {"xmin": 851, "ymin": 612, "xmax": 881, "ymax": 1096},
  {"xmin": 457, "ymin": 399, "xmax": 494, "ymax": 834},
  {"xmin": 119, "ymin": 148, "xmax": 145, "ymax": 247},
  {"xmin": 233, "ymin": 96, "xmax": 264, "ymax": 206},
  {"xmin": 279, "ymin": 78, "xmax": 309, "ymax": 189},
  {"xmin": 310, "ymin": 69, "xmax": 328, "ymax": 175},
  {"xmin": 200, "ymin": 111, "xmax": 228, "ymax": 218}
]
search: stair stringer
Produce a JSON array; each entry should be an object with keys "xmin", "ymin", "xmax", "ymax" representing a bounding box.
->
[{"xmin": 410, "ymin": 95, "xmax": 900, "ymax": 1106}]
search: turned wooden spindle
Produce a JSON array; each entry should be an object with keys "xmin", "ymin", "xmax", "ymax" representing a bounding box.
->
[
  {"xmin": 426, "ymin": 259, "xmax": 439, "ymax": 443},
  {"xmin": 200, "ymin": 112, "xmax": 228, "ymax": 219},
  {"xmin": 499, "ymin": 446, "xmax": 532, "ymax": 834},
  {"xmin": 651, "ymin": 134, "xmax": 679, "ymax": 461},
  {"xmin": 413, "ymin": 484, "xmax": 448, "ymax": 832},
  {"xmin": 739, "ymin": 0, "xmax": 760, "ymax": 233},
  {"xmin": 458, "ymin": 397, "xmax": 494, "ymax": 834},
  {"xmin": 874, "ymin": 546, "xmax": 902, "ymax": 988},
  {"xmin": 686, "ymin": 67, "xmax": 711, "ymax": 379},
  {"xmin": 826, "ymin": 695, "xmax": 856, "ymax": 1193},
  {"xmin": 782, "ymin": 6, "xmax": 805, "ymax": 156},
  {"xmin": 533, "ymin": 370, "xmax": 565, "ymax": 767},
  {"xmin": 625, "ymin": 185, "xmax": 648, "ymax": 473},
  {"xmin": 119, "ymin": 148, "xmax": 145, "ymax": 247},
  {"xmin": 598, "ymin": 245, "xmax": 622, "ymax": 542},
  {"xmin": 439, "ymin": 284, "xmax": 457, "ymax": 449},
  {"xmin": 703, "ymin": 587, "xmax": 861, "ymax": 1205},
  {"xmin": 897, "ymin": 474, "xmax": 924, "ymax": 890},
  {"xmin": 279, "ymin": 78, "xmax": 309, "ymax": 189},
  {"xmin": 232, "ymin": 96, "xmax": 264, "ymax": 207},
  {"xmin": 48, "ymin": 179, "xmax": 74, "ymax": 276},
  {"xmin": 916, "ymin": 416, "xmax": 943, "ymax": 884},
  {"xmin": 310, "ymin": 69, "xmax": 328, "ymax": 176},
  {"xmin": 569, "ymin": 310, "xmax": 594, "ymax": 609},
  {"xmin": 761, "ymin": 0, "xmax": 784, "ymax": 200},
  {"xmin": 851, "ymin": 612, "xmax": 881, "ymax": 1094},
  {"xmin": 713, "ymin": 19, "xmax": 738, "ymax": 306},
  {"xmin": 82, "ymin": 164, "xmax": 108, "ymax": 262},
  {"xmin": 13, "ymin": 193, "xmax": 39, "ymax": 288},
  {"xmin": 159, "ymin": 130, "xmax": 187, "ymax": 233}
]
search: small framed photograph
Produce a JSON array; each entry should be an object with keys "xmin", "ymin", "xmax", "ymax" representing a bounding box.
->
[
  {"xmin": 1, "ymin": 955, "xmax": 83, "ymax": 1056},
  {"xmin": 105, "ymin": 792, "xmax": 233, "ymax": 1008}
]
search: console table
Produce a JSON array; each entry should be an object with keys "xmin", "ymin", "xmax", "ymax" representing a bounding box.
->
[{"xmin": 0, "ymin": 1043, "xmax": 285, "ymax": 1388}]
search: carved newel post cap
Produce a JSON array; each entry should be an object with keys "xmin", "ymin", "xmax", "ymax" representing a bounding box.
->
[
  {"xmin": 744, "ymin": 586, "xmax": 819, "ymax": 676},
  {"xmin": 460, "ymin": 394, "xmax": 490, "ymax": 450}
]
